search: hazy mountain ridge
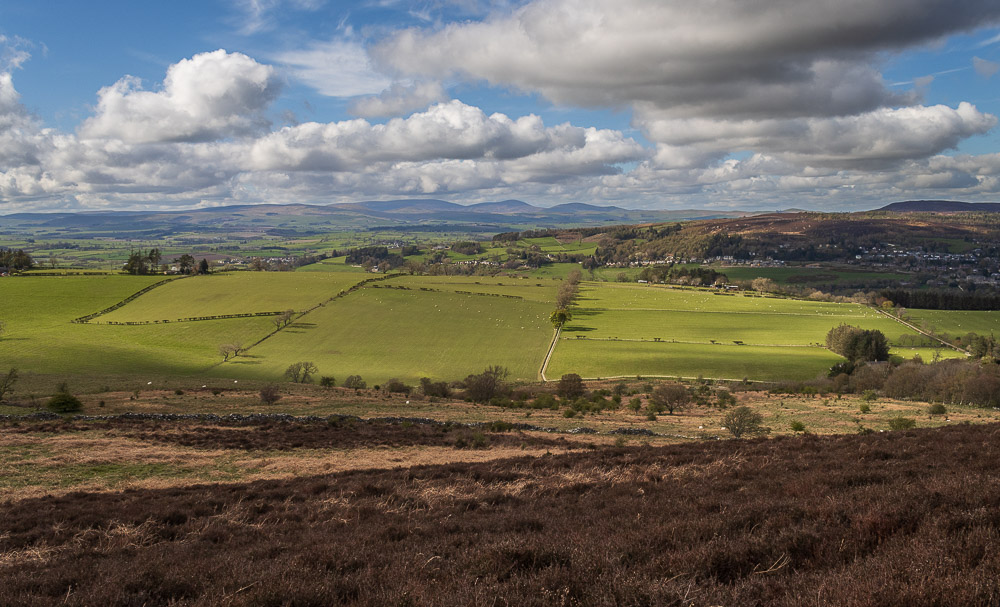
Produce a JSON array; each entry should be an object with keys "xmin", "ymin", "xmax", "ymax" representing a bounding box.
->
[
  {"xmin": 878, "ymin": 200, "xmax": 1000, "ymax": 213},
  {"xmin": 0, "ymin": 199, "xmax": 759, "ymax": 234}
]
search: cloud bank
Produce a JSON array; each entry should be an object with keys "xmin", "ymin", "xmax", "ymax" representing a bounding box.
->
[{"xmin": 2, "ymin": 0, "xmax": 1000, "ymax": 212}]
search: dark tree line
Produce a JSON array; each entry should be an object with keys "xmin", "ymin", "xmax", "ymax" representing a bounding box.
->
[
  {"xmin": 880, "ymin": 288, "xmax": 1000, "ymax": 311},
  {"xmin": 344, "ymin": 246, "xmax": 404, "ymax": 269},
  {"xmin": 0, "ymin": 248, "xmax": 33, "ymax": 271}
]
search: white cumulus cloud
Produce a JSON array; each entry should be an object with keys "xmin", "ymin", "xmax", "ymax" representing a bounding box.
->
[{"xmin": 79, "ymin": 50, "xmax": 281, "ymax": 143}]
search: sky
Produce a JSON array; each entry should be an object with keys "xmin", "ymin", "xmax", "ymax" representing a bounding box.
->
[{"xmin": 1, "ymin": 0, "xmax": 999, "ymax": 213}]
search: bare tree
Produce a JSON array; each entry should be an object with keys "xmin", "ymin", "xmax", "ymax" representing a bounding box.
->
[
  {"xmin": 650, "ymin": 384, "xmax": 691, "ymax": 415},
  {"xmin": 273, "ymin": 309, "xmax": 295, "ymax": 330},
  {"xmin": 259, "ymin": 384, "xmax": 281, "ymax": 405},
  {"xmin": 0, "ymin": 368, "xmax": 17, "ymax": 402},
  {"xmin": 218, "ymin": 341, "xmax": 243, "ymax": 362},
  {"xmin": 721, "ymin": 406, "xmax": 769, "ymax": 439},
  {"xmin": 285, "ymin": 361, "xmax": 318, "ymax": 383}
]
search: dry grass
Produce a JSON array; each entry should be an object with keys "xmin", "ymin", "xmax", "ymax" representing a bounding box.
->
[{"xmin": 0, "ymin": 425, "xmax": 584, "ymax": 502}]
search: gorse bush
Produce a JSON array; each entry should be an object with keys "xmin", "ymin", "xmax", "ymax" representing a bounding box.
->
[
  {"xmin": 46, "ymin": 391, "xmax": 82, "ymax": 413},
  {"xmin": 888, "ymin": 416, "xmax": 917, "ymax": 431}
]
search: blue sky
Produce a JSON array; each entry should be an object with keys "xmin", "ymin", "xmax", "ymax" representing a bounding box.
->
[{"xmin": 1, "ymin": 0, "xmax": 999, "ymax": 212}]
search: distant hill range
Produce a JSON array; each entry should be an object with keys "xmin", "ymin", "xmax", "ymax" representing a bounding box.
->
[
  {"xmin": 879, "ymin": 200, "xmax": 1000, "ymax": 213},
  {"xmin": 0, "ymin": 199, "xmax": 760, "ymax": 235}
]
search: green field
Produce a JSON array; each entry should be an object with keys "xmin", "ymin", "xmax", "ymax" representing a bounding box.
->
[
  {"xmin": 905, "ymin": 309, "xmax": 1000, "ymax": 337},
  {"xmin": 389, "ymin": 275, "xmax": 559, "ymax": 304},
  {"xmin": 0, "ymin": 276, "xmax": 273, "ymax": 380},
  {"xmin": 547, "ymin": 339, "xmax": 843, "ymax": 382},
  {"xmin": 223, "ymin": 286, "xmax": 554, "ymax": 384},
  {"xmin": 0, "ymin": 272, "xmax": 978, "ymax": 389},
  {"xmin": 548, "ymin": 282, "xmax": 935, "ymax": 381},
  {"xmin": 99, "ymin": 272, "xmax": 368, "ymax": 322}
]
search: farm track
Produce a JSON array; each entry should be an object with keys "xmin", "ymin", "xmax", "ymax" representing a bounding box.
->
[{"xmin": 539, "ymin": 326, "xmax": 561, "ymax": 381}]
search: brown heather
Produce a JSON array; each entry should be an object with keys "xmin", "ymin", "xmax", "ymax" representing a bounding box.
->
[{"xmin": 1, "ymin": 422, "xmax": 1000, "ymax": 606}]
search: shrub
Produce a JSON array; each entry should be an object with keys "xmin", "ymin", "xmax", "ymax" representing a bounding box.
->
[
  {"xmin": 259, "ymin": 384, "xmax": 281, "ymax": 405},
  {"xmin": 383, "ymin": 378, "xmax": 411, "ymax": 394},
  {"xmin": 343, "ymin": 375, "xmax": 367, "ymax": 390},
  {"xmin": 563, "ymin": 408, "xmax": 577, "ymax": 418},
  {"xmin": 888, "ymin": 416, "xmax": 917, "ymax": 431},
  {"xmin": 319, "ymin": 376, "xmax": 336, "ymax": 388},
  {"xmin": 463, "ymin": 365, "xmax": 510, "ymax": 403},
  {"xmin": 420, "ymin": 377, "xmax": 450, "ymax": 398},
  {"xmin": 47, "ymin": 391, "xmax": 82, "ymax": 413},
  {"xmin": 532, "ymin": 393, "xmax": 557, "ymax": 409},
  {"xmin": 628, "ymin": 397, "xmax": 642, "ymax": 412},
  {"xmin": 789, "ymin": 420, "xmax": 806, "ymax": 433},
  {"xmin": 174, "ymin": 388, "xmax": 184, "ymax": 395},
  {"xmin": 721, "ymin": 406, "xmax": 769, "ymax": 439},
  {"xmin": 557, "ymin": 373, "xmax": 586, "ymax": 399},
  {"xmin": 859, "ymin": 403, "xmax": 871, "ymax": 414},
  {"xmin": 927, "ymin": 403, "xmax": 947, "ymax": 415}
]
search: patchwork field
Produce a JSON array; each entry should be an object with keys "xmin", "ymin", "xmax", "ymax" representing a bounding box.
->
[
  {"xmin": 223, "ymin": 285, "xmax": 555, "ymax": 384},
  {"xmin": 99, "ymin": 272, "xmax": 367, "ymax": 322},
  {"xmin": 549, "ymin": 283, "xmax": 937, "ymax": 381},
  {"xmin": 547, "ymin": 339, "xmax": 845, "ymax": 381},
  {"xmin": 0, "ymin": 272, "xmax": 977, "ymax": 387}
]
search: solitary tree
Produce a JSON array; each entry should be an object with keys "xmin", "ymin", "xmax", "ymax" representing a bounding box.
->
[
  {"xmin": 285, "ymin": 361, "xmax": 318, "ymax": 383},
  {"xmin": 557, "ymin": 373, "xmax": 586, "ymax": 399},
  {"xmin": 721, "ymin": 406, "xmax": 769, "ymax": 438},
  {"xmin": 0, "ymin": 368, "xmax": 18, "ymax": 402},
  {"xmin": 218, "ymin": 342, "xmax": 243, "ymax": 361},
  {"xmin": 273, "ymin": 310, "xmax": 295, "ymax": 330},
  {"xmin": 198, "ymin": 258, "xmax": 210, "ymax": 274},
  {"xmin": 343, "ymin": 375, "xmax": 367, "ymax": 389},
  {"xmin": 550, "ymin": 308, "xmax": 572, "ymax": 328},
  {"xmin": 650, "ymin": 383, "xmax": 691, "ymax": 415},
  {"xmin": 259, "ymin": 384, "xmax": 281, "ymax": 405}
]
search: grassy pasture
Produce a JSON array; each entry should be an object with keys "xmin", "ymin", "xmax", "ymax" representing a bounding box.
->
[
  {"xmin": 547, "ymin": 339, "xmax": 843, "ymax": 381},
  {"xmin": 569, "ymin": 284, "xmax": 921, "ymax": 343},
  {"xmin": 389, "ymin": 274, "xmax": 560, "ymax": 304},
  {"xmin": 889, "ymin": 346, "xmax": 967, "ymax": 361},
  {"xmin": 549, "ymin": 281, "xmax": 933, "ymax": 381},
  {"xmin": 226, "ymin": 287, "xmax": 554, "ymax": 384},
  {"xmin": 562, "ymin": 309, "xmax": 911, "ymax": 345},
  {"xmin": 99, "ymin": 271, "xmax": 367, "ymax": 322},
  {"xmin": 905, "ymin": 309, "xmax": 1000, "ymax": 337},
  {"xmin": 0, "ymin": 275, "xmax": 275, "ymax": 380}
]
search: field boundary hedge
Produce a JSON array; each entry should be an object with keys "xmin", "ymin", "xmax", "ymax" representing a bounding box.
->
[
  {"xmin": 72, "ymin": 276, "xmax": 189, "ymax": 324},
  {"xmin": 369, "ymin": 283, "xmax": 524, "ymax": 300},
  {"xmin": 232, "ymin": 273, "xmax": 405, "ymax": 355},
  {"xmin": 98, "ymin": 310, "xmax": 285, "ymax": 325}
]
